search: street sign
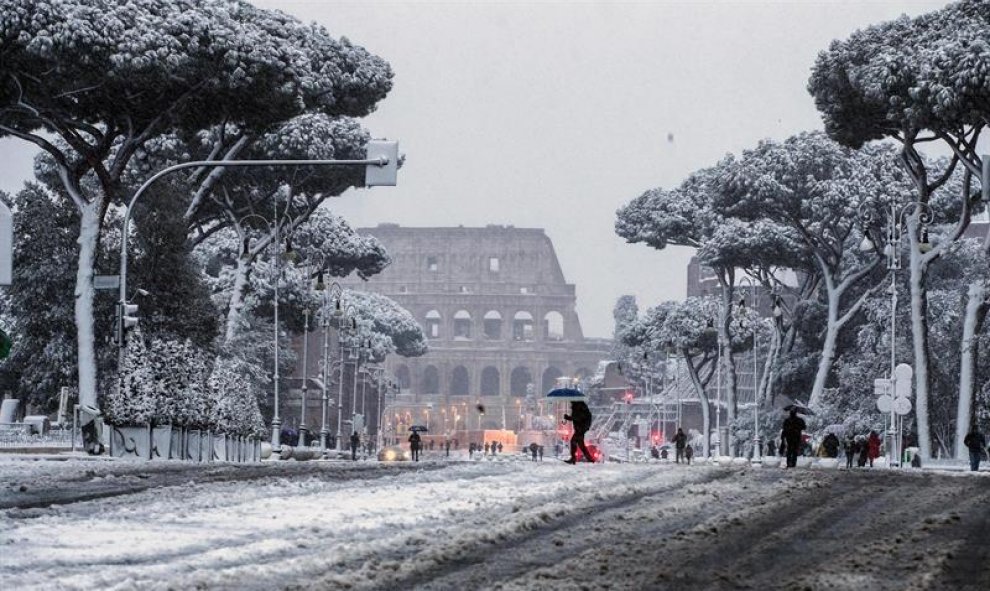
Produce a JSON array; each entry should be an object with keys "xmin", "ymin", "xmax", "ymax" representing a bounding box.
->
[
  {"xmin": 876, "ymin": 394, "xmax": 893, "ymax": 413},
  {"xmin": 873, "ymin": 378, "xmax": 892, "ymax": 397},
  {"xmin": 94, "ymin": 275, "xmax": 120, "ymax": 290},
  {"xmin": 893, "ymin": 397, "xmax": 912, "ymax": 416},
  {"xmin": 364, "ymin": 140, "xmax": 399, "ymax": 187},
  {"xmin": 894, "ymin": 364, "xmax": 913, "ymax": 399}
]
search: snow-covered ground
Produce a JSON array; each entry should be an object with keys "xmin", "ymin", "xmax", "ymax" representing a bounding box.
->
[{"xmin": 1, "ymin": 457, "xmax": 988, "ymax": 590}]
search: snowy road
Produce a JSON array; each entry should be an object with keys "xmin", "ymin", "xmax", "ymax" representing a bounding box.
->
[{"xmin": 1, "ymin": 458, "xmax": 988, "ymax": 590}]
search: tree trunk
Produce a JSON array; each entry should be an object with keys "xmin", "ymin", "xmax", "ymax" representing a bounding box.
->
[
  {"xmin": 809, "ymin": 296, "xmax": 840, "ymax": 408},
  {"xmin": 683, "ymin": 349, "xmax": 712, "ymax": 458},
  {"xmin": 75, "ymin": 203, "xmax": 101, "ymax": 411},
  {"xmin": 223, "ymin": 256, "xmax": 251, "ymax": 345},
  {"xmin": 955, "ymin": 281, "xmax": 988, "ymax": 459},
  {"xmin": 908, "ymin": 242, "xmax": 933, "ymax": 459}
]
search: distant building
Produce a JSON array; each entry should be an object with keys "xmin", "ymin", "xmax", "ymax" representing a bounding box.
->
[{"xmin": 336, "ymin": 224, "xmax": 610, "ymax": 433}]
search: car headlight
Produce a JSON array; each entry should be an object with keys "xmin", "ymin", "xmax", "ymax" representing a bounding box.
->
[
  {"xmin": 402, "ymin": 451, "xmax": 412, "ymax": 460},
  {"xmin": 384, "ymin": 450, "xmax": 396, "ymax": 461}
]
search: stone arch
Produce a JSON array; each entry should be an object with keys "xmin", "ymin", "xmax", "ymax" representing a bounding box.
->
[
  {"xmin": 425, "ymin": 310, "xmax": 442, "ymax": 339},
  {"xmin": 453, "ymin": 310, "xmax": 472, "ymax": 340},
  {"xmin": 422, "ymin": 365, "xmax": 440, "ymax": 394},
  {"xmin": 543, "ymin": 311, "xmax": 564, "ymax": 341},
  {"xmin": 481, "ymin": 366, "xmax": 500, "ymax": 397},
  {"xmin": 483, "ymin": 310, "xmax": 502, "ymax": 340},
  {"xmin": 395, "ymin": 365, "xmax": 411, "ymax": 391},
  {"xmin": 510, "ymin": 366, "xmax": 533, "ymax": 397},
  {"xmin": 512, "ymin": 311, "xmax": 534, "ymax": 341},
  {"xmin": 451, "ymin": 365, "xmax": 470, "ymax": 396},
  {"xmin": 542, "ymin": 366, "xmax": 563, "ymax": 394}
]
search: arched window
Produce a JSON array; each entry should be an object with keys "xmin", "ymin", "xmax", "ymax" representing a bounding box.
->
[
  {"xmin": 453, "ymin": 310, "xmax": 472, "ymax": 340},
  {"xmin": 395, "ymin": 365, "xmax": 411, "ymax": 391},
  {"xmin": 543, "ymin": 311, "xmax": 564, "ymax": 341},
  {"xmin": 451, "ymin": 366, "xmax": 470, "ymax": 396},
  {"xmin": 481, "ymin": 367, "xmax": 500, "ymax": 397},
  {"xmin": 483, "ymin": 310, "xmax": 502, "ymax": 340},
  {"xmin": 512, "ymin": 311, "xmax": 534, "ymax": 341},
  {"xmin": 422, "ymin": 365, "xmax": 440, "ymax": 394},
  {"xmin": 542, "ymin": 367, "xmax": 563, "ymax": 394},
  {"xmin": 425, "ymin": 310, "xmax": 441, "ymax": 339},
  {"xmin": 510, "ymin": 367, "xmax": 533, "ymax": 397}
]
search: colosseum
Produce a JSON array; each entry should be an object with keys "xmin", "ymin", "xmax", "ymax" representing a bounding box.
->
[{"xmin": 338, "ymin": 224, "xmax": 611, "ymax": 434}]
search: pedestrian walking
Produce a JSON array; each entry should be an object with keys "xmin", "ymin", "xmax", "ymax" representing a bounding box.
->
[
  {"xmin": 563, "ymin": 400, "xmax": 594, "ymax": 464},
  {"xmin": 484, "ymin": 442, "xmax": 490, "ymax": 456},
  {"xmin": 469, "ymin": 442, "xmax": 476, "ymax": 459},
  {"xmin": 409, "ymin": 430, "xmax": 422, "ymax": 462},
  {"xmin": 673, "ymin": 427, "xmax": 687, "ymax": 464},
  {"xmin": 963, "ymin": 426, "xmax": 988, "ymax": 472},
  {"xmin": 529, "ymin": 442, "xmax": 538, "ymax": 462},
  {"xmin": 497, "ymin": 442, "xmax": 503, "ymax": 454},
  {"xmin": 867, "ymin": 430, "xmax": 881, "ymax": 467},
  {"xmin": 781, "ymin": 409, "xmax": 806, "ymax": 468},
  {"xmin": 844, "ymin": 434, "xmax": 857, "ymax": 469},
  {"xmin": 350, "ymin": 431, "xmax": 360, "ymax": 461},
  {"xmin": 822, "ymin": 433, "xmax": 840, "ymax": 459},
  {"xmin": 538, "ymin": 445, "xmax": 544, "ymax": 461},
  {"xmin": 445, "ymin": 439, "xmax": 451, "ymax": 457}
]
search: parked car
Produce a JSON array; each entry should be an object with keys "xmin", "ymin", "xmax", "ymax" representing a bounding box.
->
[{"xmin": 378, "ymin": 445, "xmax": 412, "ymax": 462}]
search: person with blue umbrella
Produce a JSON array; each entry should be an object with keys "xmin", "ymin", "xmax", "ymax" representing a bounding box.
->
[
  {"xmin": 547, "ymin": 386, "xmax": 595, "ymax": 464},
  {"xmin": 563, "ymin": 400, "xmax": 594, "ymax": 464}
]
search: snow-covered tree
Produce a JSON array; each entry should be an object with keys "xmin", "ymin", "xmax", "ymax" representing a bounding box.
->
[
  {"xmin": 621, "ymin": 297, "xmax": 731, "ymax": 457},
  {"xmin": 713, "ymin": 132, "xmax": 915, "ymax": 407},
  {"xmin": 105, "ymin": 330, "xmax": 154, "ymax": 426},
  {"xmin": 808, "ymin": 0, "xmax": 990, "ymax": 458},
  {"xmin": 208, "ymin": 356, "xmax": 265, "ymax": 437},
  {"xmin": 616, "ymin": 165, "xmax": 745, "ymax": 434},
  {"xmin": 0, "ymin": 0, "xmax": 392, "ymax": 443}
]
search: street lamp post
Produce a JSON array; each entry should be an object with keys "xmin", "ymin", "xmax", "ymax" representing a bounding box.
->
[
  {"xmin": 739, "ymin": 276, "xmax": 762, "ymax": 462},
  {"xmin": 320, "ymin": 282, "xmax": 342, "ymax": 456},
  {"xmin": 115, "ymin": 148, "xmax": 398, "ymax": 456},
  {"xmin": 860, "ymin": 199, "xmax": 933, "ymax": 467}
]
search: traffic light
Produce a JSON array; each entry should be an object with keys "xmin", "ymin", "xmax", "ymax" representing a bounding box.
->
[{"xmin": 116, "ymin": 302, "xmax": 139, "ymax": 344}]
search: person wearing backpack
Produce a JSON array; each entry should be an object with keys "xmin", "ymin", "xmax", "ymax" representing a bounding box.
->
[{"xmin": 673, "ymin": 427, "xmax": 688, "ymax": 464}]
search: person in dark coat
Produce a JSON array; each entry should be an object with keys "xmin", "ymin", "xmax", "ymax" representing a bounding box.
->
[
  {"xmin": 484, "ymin": 442, "xmax": 490, "ymax": 456},
  {"xmin": 563, "ymin": 400, "xmax": 594, "ymax": 464},
  {"xmin": 844, "ymin": 434, "xmax": 858, "ymax": 469},
  {"xmin": 963, "ymin": 426, "xmax": 988, "ymax": 472},
  {"xmin": 766, "ymin": 439, "xmax": 776, "ymax": 457},
  {"xmin": 822, "ymin": 433, "xmax": 840, "ymax": 459},
  {"xmin": 781, "ymin": 409, "xmax": 806, "ymax": 468},
  {"xmin": 529, "ymin": 442, "xmax": 539, "ymax": 462},
  {"xmin": 445, "ymin": 439, "xmax": 451, "ymax": 457},
  {"xmin": 350, "ymin": 431, "xmax": 360, "ymax": 461},
  {"xmin": 469, "ymin": 442, "xmax": 476, "ymax": 459},
  {"xmin": 497, "ymin": 442, "xmax": 503, "ymax": 454},
  {"xmin": 857, "ymin": 436, "xmax": 869, "ymax": 467},
  {"xmin": 538, "ymin": 445, "xmax": 544, "ymax": 461},
  {"xmin": 673, "ymin": 427, "xmax": 687, "ymax": 464},
  {"xmin": 409, "ymin": 431, "xmax": 422, "ymax": 462},
  {"xmin": 867, "ymin": 430, "xmax": 882, "ymax": 467}
]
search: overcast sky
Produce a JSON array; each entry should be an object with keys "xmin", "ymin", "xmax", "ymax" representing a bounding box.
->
[{"xmin": 0, "ymin": 0, "xmax": 953, "ymax": 337}]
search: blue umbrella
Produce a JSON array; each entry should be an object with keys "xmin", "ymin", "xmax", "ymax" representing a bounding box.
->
[
  {"xmin": 409, "ymin": 425, "xmax": 429, "ymax": 432},
  {"xmin": 546, "ymin": 388, "xmax": 585, "ymax": 400}
]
